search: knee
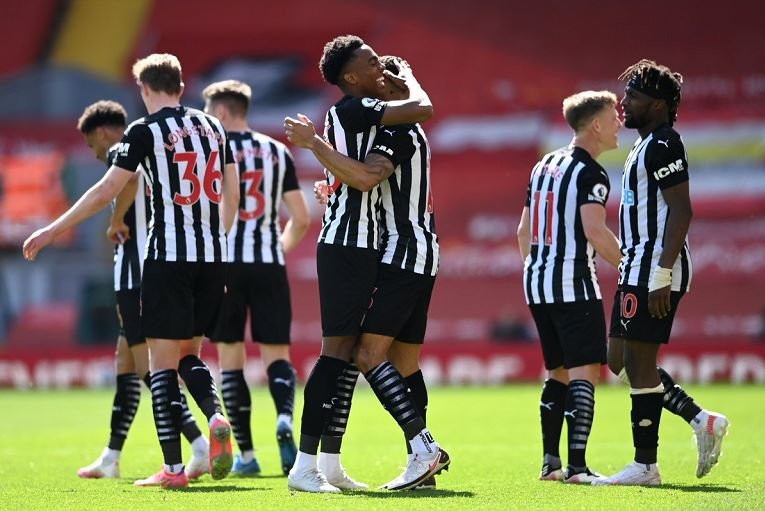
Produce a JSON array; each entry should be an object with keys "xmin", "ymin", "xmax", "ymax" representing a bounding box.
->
[
  {"xmin": 320, "ymin": 337, "xmax": 355, "ymax": 360},
  {"xmin": 606, "ymin": 356, "xmax": 622, "ymax": 377},
  {"xmin": 355, "ymin": 344, "xmax": 385, "ymax": 374},
  {"xmin": 178, "ymin": 353, "xmax": 203, "ymax": 374},
  {"xmin": 115, "ymin": 342, "xmax": 135, "ymax": 374}
]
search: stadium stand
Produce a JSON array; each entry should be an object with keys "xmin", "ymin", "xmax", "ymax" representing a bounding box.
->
[{"xmin": 0, "ymin": 1, "xmax": 763, "ymax": 384}]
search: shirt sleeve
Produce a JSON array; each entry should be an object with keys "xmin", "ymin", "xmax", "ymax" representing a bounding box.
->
[
  {"xmin": 338, "ymin": 97, "xmax": 388, "ymax": 131},
  {"xmin": 367, "ymin": 126, "xmax": 414, "ymax": 167},
  {"xmin": 282, "ymin": 148, "xmax": 299, "ymax": 192},
  {"xmin": 105, "ymin": 147, "xmax": 118, "ymax": 169},
  {"xmin": 645, "ymin": 136, "xmax": 689, "ymax": 189},
  {"xmin": 525, "ymin": 182, "xmax": 531, "ymax": 207},
  {"xmin": 223, "ymin": 131, "xmax": 235, "ymax": 166},
  {"xmin": 577, "ymin": 165, "xmax": 610, "ymax": 207},
  {"xmin": 112, "ymin": 124, "xmax": 151, "ymax": 172}
]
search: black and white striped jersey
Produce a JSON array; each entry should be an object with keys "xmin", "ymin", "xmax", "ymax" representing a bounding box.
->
[
  {"xmin": 113, "ymin": 106, "xmax": 234, "ymax": 263},
  {"xmin": 106, "ymin": 145, "xmax": 150, "ymax": 291},
  {"xmin": 523, "ymin": 146, "xmax": 611, "ymax": 304},
  {"xmin": 319, "ymin": 95, "xmax": 388, "ymax": 249},
  {"xmin": 368, "ymin": 123, "xmax": 439, "ymax": 276},
  {"xmin": 226, "ymin": 131, "xmax": 299, "ymax": 265},
  {"xmin": 618, "ymin": 123, "xmax": 692, "ymax": 292}
]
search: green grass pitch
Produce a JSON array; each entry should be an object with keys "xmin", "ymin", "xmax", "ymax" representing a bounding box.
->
[{"xmin": 0, "ymin": 385, "xmax": 763, "ymax": 510}]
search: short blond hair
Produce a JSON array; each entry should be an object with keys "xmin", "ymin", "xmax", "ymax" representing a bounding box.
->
[
  {"xmin": 202, "ymin": 80, "xmax": 252, "ymax": 117},
  {"xmin": 562, "ymin": 90, "xmax": 617, "ymax": 132},
  {"xmin": 132, "ymin": 53, "xmax": 183, "ymax": 95}
]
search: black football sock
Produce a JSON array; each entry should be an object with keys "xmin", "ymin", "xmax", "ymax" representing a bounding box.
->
[
  {"xmin": 178, "ymin": 390, "xmax": 203, "ymax": 442},
  {"xmin": 631, "ymin": 391, "xmax": 664, "ymax": 465},
  {"xmin": 150, "ymin": 369, "xmax": 183, "ymax": 466},
  {"xmin": 221, "ymin": 369, "xmax": 253, "ymax": 453},
  {"xmin": 403, "ymin": 370, "xmax": 429, "ymax": 455},
  {"xmin": 658, "ymin": 366, "xmax": 702, "ymax": 423},
  {"xmin": 565, "ymin": 379, "xmax": 595, "ymax": 470},
  {"xmin": 178, "ymin": 355, "xmax": 222, "ymax": 420},
  {"xmin": 298, "ymin": 355, "xmax": 347, "ymax": 454},
  {"xmin": 365, "ymin": 361, "xmax": 425, "ymax": 441},
  {"xmin": 107, "ymin": 373, "xmax": 141, "ymax": 451},
  {"xmin": 267, "ymin": 359, "xmax": 297, "ymax": 417},
  {"xmin": 540, "ymin": 378, "xmax": 567, "ymax": 465},
  {"xmin": 321, "ymin": 362, "xmax": 359, "ymax": 454}
]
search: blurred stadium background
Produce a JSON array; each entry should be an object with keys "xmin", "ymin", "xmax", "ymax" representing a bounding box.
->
[{"xmin": 1, "ymin": 0, "xmax": 764, "ymax": 388}]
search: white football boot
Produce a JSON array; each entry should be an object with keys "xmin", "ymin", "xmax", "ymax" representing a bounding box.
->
[
  {"xmin": 78, "ymin": 448, "xmax": 120, "ymax": 479},
  {"xmin": 384, "ymin": 448, "xmax": 450, "ymax": 491},
  {"xmin": 692, "ymin": 411, "xmax": 730, "ymax": 478},
  {"xmin": 288, "ymin": 465, "xmax": 341, "ymax": 493},
  {"xmin": 592, "ymin": 461, "xmax": 661, "ymax": 486},
  {"xmin": 318, "ymin": 453, "xmax": 368, "ymax": 490}
]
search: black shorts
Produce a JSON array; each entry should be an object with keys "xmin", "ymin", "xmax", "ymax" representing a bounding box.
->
[
  {"xmin": 362, "ymin": 264, "xmax": 436, "ymax": 344},
  {"xmin": 141, "ymin": 260, "xmax": 226, "ymax": 340},
  {"xmin": 608, "ymin": 285, "xmax": 684, "ymax": 344},
  {"xmin": 528, "ymin": 299, "xmax": 607, "ymax": 370},
  {"xmin": 115, "ymin": 288, "xmax": 144, "ymax": 347},
  {"xmin": 209, "ymin": 262, "xmax": 291, "ymax": 344},
  {"xmin": 317, "ymin": 243, "xmax": 378, "ymax": 338}
]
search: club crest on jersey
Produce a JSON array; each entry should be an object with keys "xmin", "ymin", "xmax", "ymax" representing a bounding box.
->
[
  {"xmin": 588, "ymin": 183, "xmax": 608, "ymax": 203},
  {"xmin": 361, "ymin": 97, "xmax": 383, "ymax": 111},
  {"xmin": 653, "ymin": 159, "xmax": 685, "ymax": 181}
]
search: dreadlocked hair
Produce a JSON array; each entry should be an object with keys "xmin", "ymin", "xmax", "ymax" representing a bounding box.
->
[{"xmin": 619, "ymin": 59, "xmax": 683, "ymax": 125}]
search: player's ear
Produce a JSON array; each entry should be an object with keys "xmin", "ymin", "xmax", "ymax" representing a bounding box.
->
[
  {"xmin": 178, "ymin": 81, "xmax": 185, "ymax": 98},
  {"xmin": 343, "ymin": 71, "xmax": 357, "ymax": 86},
  {"xmin": 214, "ymin": 104, "xmax": 227, "ymax": 122},
  {"xmin": 591, "ymin": 117, "xmax": 601, "ymax": 134}
]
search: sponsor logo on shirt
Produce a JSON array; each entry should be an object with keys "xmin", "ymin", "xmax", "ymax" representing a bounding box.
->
[{"xmin": 653, "ymin": 159, "xmax": 685, "ymax": 180}]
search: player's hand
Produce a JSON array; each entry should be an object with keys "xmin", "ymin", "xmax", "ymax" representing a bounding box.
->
[
  {"xmin": 22, "ymin": 227, "xmax": 56, "ymax": 261},
  {"xmin": 648, "ymin": 286, "xmax": 672, "ymax": 319},
  {"xmin": 383, "ymin": 58, "xmax": 414, "ymax": 92},
  {"xmin": 313, "ymin": 180, "xmax": 329, "ymax": 205},
  {"xmin": 383, "ymin": 70, "xmax": 410, "ymax": 94},
  {"xmin": 107, "ymin": 221, "xmax": 130, "ymax": 244},
  {"xmin": 284, "ymin": 114, "xmax": 317, "ymax": 148}
]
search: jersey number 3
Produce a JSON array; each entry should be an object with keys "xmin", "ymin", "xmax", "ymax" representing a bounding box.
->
[
  {"xmin": 239, "ymin": 170, "xmax": 266, "ymax": 221},
  {"xmin": 172, "ymin": 151, "xmax": 222, "ymax": 205}
]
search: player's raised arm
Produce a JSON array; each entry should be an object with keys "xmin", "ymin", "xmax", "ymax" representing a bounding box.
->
[
  {"xmin": 23, "ymin": 166, "xmax": 134, "ymax": 261},
  {"xmin": 379, "ymin": 60, "xmax": 433, "ymax": 125}
]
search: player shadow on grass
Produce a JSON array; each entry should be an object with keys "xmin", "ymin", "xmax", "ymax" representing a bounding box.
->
[
  {"xmin": 160, "ymin": 485, "xmax": 266, "ymax": 493},
  {"xmin": 644, "ymin": 483, "xmax": 741, "ymax": 493},
  {"xmin": 352, "ymin": 489, "xmax": 476, "ymax": 499},
  {"xmin": 226, "ymin": 474, "xmax": 289, "ymax": 480}
]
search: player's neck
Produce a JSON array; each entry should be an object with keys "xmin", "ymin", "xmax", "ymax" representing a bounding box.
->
[
  {"xmin": 638, "ymin": 117, "xmax": 668, "ymax": 139},
  {"xmin": 223, "ymin": 119, "xmax": 250, "ymax": 132},
  {"xmin": 571, "ymin": 135, "xmax": 600, "ymax": 160},
  {"xmin": 145, "ymin": 95, "xmax": 181, "ymax": 115}
]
